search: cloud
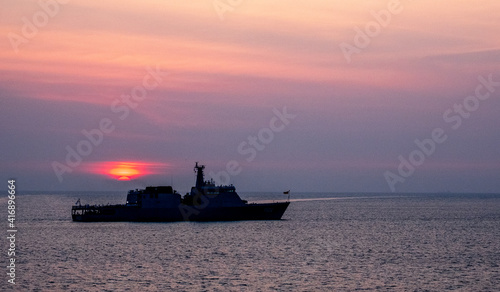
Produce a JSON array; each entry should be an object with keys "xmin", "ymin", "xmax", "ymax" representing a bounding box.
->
[{"xmin": 1, "ymin": 0, "xmax": 499, "ymax": 192}]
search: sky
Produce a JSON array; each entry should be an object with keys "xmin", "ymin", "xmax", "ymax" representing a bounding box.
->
[{"xmin": 1, "ymin": 0, "xmax": 499, "ymax": 193}]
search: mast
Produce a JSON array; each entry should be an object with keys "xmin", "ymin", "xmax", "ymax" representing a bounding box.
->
[{"xmin": 194, "ymin": 162, "xmax": 205, "ymax": 190}]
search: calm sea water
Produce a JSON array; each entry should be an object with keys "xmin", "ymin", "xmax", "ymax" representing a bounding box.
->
[{"xmin": 1, "ymin": 192, "xmax": 499, "ymax": 291}]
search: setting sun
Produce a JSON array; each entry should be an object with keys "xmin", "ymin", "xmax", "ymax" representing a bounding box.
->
[
  {"xmin": 109, "ymin": 165, "xmax": 140, "ymax": 180},
  {"xmin": 82, "ymin": 161, "xmax": 168, "ymax": 180}
]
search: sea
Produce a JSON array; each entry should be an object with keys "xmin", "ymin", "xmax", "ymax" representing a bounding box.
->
[{"xmin": 1, "ymin": 192, "xmax": 499, "ymax": 291}]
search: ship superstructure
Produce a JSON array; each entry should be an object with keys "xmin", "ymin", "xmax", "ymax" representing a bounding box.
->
[{"xmin": 72, "ymin": 163, "xmax": 289, "ymax": 222}]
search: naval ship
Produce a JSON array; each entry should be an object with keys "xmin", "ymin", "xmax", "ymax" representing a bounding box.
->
[{"xmin": 72, "ymin": 163, "xmax": 290, "ymax": 222}]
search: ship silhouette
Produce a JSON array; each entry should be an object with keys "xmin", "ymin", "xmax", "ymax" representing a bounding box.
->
[{"xmin": 72, "ymin": 163, "xmax": 290, "ymax": 222}]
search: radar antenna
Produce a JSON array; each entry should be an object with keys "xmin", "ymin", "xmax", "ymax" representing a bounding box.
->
[{"xmin": 194, "ymin": 162, "xmax": 205, "ymax": 190}]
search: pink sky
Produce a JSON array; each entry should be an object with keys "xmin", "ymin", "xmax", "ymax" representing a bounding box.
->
[{"xmin": 1, "ymin": 0, "xmax": 499, "ymax": 192}]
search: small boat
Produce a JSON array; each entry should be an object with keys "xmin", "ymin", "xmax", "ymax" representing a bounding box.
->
[{"xmin": 72, "ymin": 163, "xmax": 290, "ymax": 222}]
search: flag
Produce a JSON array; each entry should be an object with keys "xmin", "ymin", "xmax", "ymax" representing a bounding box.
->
[{"xmin": 283, "ymin": 190, "xmax": 290, "ymax": 195}]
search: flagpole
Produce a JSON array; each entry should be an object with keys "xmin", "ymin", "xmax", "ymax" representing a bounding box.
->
[{"xmin": 283, "ymin": 190, "xmax": 290, "ymax": 202}]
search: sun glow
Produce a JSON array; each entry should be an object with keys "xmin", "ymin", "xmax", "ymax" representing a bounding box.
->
[
  {"xmin": 83, "ymin": 161, "xmax": 168, "ymax": 180},
  {"xmin": 109, "ymin": 165, "xmax": 140, "ymax": 178}
]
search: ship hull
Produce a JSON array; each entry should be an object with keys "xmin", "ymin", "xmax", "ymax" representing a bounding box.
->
[{"xmin": 72, "ymin": 202, "xmax": 290, "ymax": 222}]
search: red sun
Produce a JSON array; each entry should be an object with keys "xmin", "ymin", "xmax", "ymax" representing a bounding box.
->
[
  {"xmin": 108, "ymin": 164, "xmax": 141, "ymax": 180},
  {"xmin": 84, "ymin": 161, "xmax": 168, "ymax": 181}
]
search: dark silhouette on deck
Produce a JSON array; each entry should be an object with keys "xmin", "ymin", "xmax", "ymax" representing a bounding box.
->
[{"xmin": 72, "ymin": 163, "xmax": 290, "ymax": 222}]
